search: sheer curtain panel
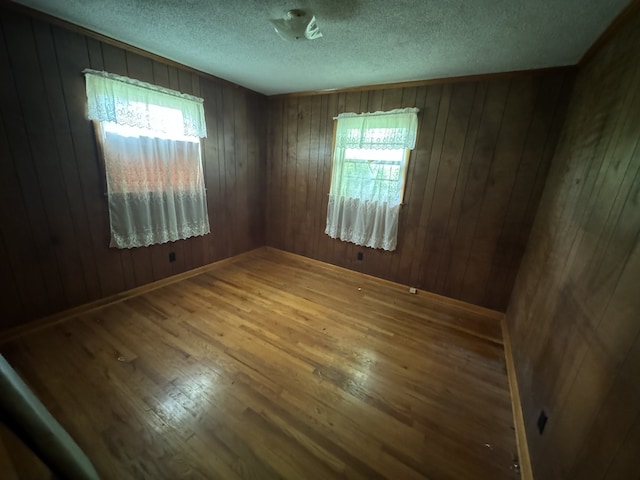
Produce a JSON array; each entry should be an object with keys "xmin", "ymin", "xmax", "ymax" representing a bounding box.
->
[
  {"xmin": 325, "ymin": 108, "xmax": 419, "ymax": 251},
  {"xmin": 84, "ymin": 69, "xmax": 210, "ymax": 249}
]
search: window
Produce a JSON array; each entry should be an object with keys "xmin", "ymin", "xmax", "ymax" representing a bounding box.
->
[
  {"xmin": 339, "ymin": 147, "xmax": 410, "ymax": 203},
  {"xmin": 84, "ymin": 69, "xmax": 210, "ymax": 249},
  {"xmin": 325, "ymin": 108, "xmax": 419, "ymax": 251}
]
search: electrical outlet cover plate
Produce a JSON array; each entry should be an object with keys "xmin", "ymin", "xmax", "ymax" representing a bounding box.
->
[{"xmin": 409, "ymin": 287, "xmax": 417, "ymax": 294}]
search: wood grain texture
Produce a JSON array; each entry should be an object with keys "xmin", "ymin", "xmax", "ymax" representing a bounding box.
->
[
  {"xmin": 0, "ymin": 249, "xmax": 263, "ymax": 345},
  {"xmin": 0, "ymin": 247, "xmax": 518, "ymax": 480},
  {"xmin": 1, "ymin": 1, "xmax": 260, "ymax": 95},
  {"xmin": 501, "ymin": 317, "xmax": 533, "ymax": 480},
  {"xmin": 504, "ymin": 7, "xmax": 640, "ymax": 480},
  {"xmin": 0, "ymin": 5, "xmax": 266, "ymax": 329},
  {"xmin": 579, "ymin": 0, "xmax": 640, "ymax": 67},
  {"xmin": 270, "ymin": 66, "xmax": 576, "ymax": 99},
  {"xmin": 266, "ymin": 72, "xmax": 573, "ymax": 311}
]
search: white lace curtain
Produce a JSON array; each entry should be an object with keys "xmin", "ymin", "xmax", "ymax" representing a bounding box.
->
[
  {"xmin": 84, "ymin": 69, "xmax": 206, "ymax": 138},
  {"xmin": 325, "ymin": 108, "xmax": 419, "ymax": 251},
  {"xmin": 84, "ymin": 69, "xmax": 210, "ymax": 249},
  {"xmin": 334, "ymin": 109, "xmax": 419, "ymax": 150}
]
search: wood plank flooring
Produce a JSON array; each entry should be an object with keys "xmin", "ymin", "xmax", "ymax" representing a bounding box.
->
[{"xmin": 0, "ymin": 248, "xmax": 518, "ymax": 479}]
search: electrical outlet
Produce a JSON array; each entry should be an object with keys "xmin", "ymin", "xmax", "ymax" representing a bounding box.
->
[
  {"xmin": 537, "ymin": 410, "xmax": 548, "ymax": 434},
  {"xmin": 169, "ymin": 252, "xmax": 176, "ymax": 262},
  {"xmin": 357, "ymin": 251, "xmax": 363, "ymax": 261}
]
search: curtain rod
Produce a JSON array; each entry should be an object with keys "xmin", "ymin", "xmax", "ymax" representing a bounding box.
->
[{"xmin": 333, "ymin": 107, "xmax": 419, "ymax": 120}]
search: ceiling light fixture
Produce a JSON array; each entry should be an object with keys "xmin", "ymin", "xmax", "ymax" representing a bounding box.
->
[{"xmin": 271, "ymin": 9, "xmax": 323, "ymax": 41}]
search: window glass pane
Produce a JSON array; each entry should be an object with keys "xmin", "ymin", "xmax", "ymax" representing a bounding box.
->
[
  {"xmin": 326, "ymin": 109, "xmax": 417, "ymax": 250},
  {"xmin": 102, "ymin": 102, "xmax": 200, "ymax": 143},
  {"xmin": 147, "ymin": 104, "xmax": 184, "ymax": 137},
  {"xmin": 337, "ymin": 147, "xmax": 406, "ymax": 202},
  {"xmin": 344, "ymin": 147, "xmax": 404, "ymax": 161}
]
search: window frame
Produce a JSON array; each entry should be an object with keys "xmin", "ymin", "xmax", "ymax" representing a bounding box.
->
[
  {"xmin": 329, "ymin": 120, "xmax": 412, "ymax": 205},
  {"xmin": 84, "ymin": 69, "xmax": 210, "ymax": 249},
  {"xmin": 92, "ymin": 120, "xmax": 109, "ymax": 197},
  {"xmin": 92, "ymin": 119, "xmax": 206, "ymax": 197}
]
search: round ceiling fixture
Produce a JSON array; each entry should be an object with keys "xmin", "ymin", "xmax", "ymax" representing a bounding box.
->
[{"xmin": 270, "ymin": 9, "xmax": 323, "ymax": 41}]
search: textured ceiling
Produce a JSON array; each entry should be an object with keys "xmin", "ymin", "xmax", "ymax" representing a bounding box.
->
[{"xmin": 10, "ymin": 0, "xmax": 630, "ymax": 95}]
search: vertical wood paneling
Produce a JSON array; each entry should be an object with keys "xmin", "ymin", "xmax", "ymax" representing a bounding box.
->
[
  {"xmin": 483, "ymin": 73, "xmax": 573, "ymax": 309},
  {"xmin": 267, "ymin": 72, "xmax": 570, "ymax": 310},
  {"xmin": 0, "ymin": 21, "xmax": 50, "ymax": 321},
  {"xmin": 460, "ymin": 77, "xmax": 538, "ymax": 306},
  {"xmin": 0, "ymin": 232, "xmax": 22, "ymax": 320},
  {"xmin": 432, "ymin": 82, "xmax": 486, "ymax": 295},
  {"xmin": 505, "ymin": 7, "xmax": 640, "ymax": 479},
  {"xmin": 294, "ymin": 96, "xmax": 312, "ymax": 256},
  {"xmin": 392, "ymin": 86, "xmax": 423, "ymax": 279},
  {"xmin": 212, "ymin": 86, "xmax": 228, "ymax": 263},
  {"xmin": 316, "ymin": 93, "xmax": 338, "ymax": 264},
  {"xmin": 200, "ymin": 79, "xmax": 222, "ymax": 262},
  {"xmin": 94, "ymin": 44, "xmax": 137, "ymax": 290},
  {"xmin": 283, "ymin": 96, "xmax": 299, "ymax": 254},
  {"xmin": 0, "ymin": 6, "xmax": 265, "ymax": 328},
  {"xmin": 7, "ymin": 17, "xmax": 88, "ymax": 309},
  {"xmin": 221, "ymin": 85, "xmax": 237, "ymax": 258},
  {"xmin": 247, "ymin": 93, "xmax": 266, "ymax": 252},
  {"xmin": 409, "ymin": 84, "xmax": 450, "ymax": 286},
  {"xmin": 2, "ymin": 16, "xmax": 69, "ymax": 315},
  {"xmin": 234, "ymin": 88, "xmax": 249, "ymax": 255},
  {"xmin": 266, "ymin": 97, "xmax": 280, "ymax": 247},
  {"xmin": 41, "ymin": 26, "xmax": 104, "ymax": 301},
  {"xmin": 442, "ymin": 80, "xmax": 509, "ymax": 302},
  {"xmin": 393, "ymin": 85, "xmax": 440, "ymax": 282},
  {"xmin": 419, "ymin": 82, "xmax": 475, "ymax": 293},
  {"xmin": 306, "ymin": 94, "xmax": 323, "ymax": 256},
  {"xmin": 56, "ymin": 29, "xmax": 127, "ymax": 297}
]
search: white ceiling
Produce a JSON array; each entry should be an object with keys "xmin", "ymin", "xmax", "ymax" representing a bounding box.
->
[{"xmin": 11, "ymin": 0, "xmax": 630, "ymax": 95}]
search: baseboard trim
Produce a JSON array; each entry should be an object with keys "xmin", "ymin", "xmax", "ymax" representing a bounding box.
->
[
  {"xmin": 501, "ymin": 316, "xmax": 533, "ymax": 479},
  {"xmin": 2, "ymin": 245, "xmax": 505, "ymax": 345},
  {"xmin": 264, "ymin": 246, "xmax": 505, "ymax": 322},
  {"xmin": 0, "ymin": 248, "xmax": 264, "ymax": 345}
]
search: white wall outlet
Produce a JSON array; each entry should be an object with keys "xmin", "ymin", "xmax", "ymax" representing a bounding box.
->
[{"xmin": 409, "ymin": 287, "xmax": 417, "ymax": 294}]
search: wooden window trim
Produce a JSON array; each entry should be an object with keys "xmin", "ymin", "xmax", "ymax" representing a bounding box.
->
[
  {"xmin": 329, "ymin": 119, "xmax": 412, "ymax": 206},
  {"xmin": 92, "ymin": 121, "xmax": 108, "ymax": 197}
]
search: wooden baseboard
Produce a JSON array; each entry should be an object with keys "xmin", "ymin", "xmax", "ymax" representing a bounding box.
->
[
  {"xmin": 1, "ymin": 245, "xmax": 505, "ymax": 345},
  {"xmin": 501, "ymin": 316, "xmax": 533, "ymax": 479},
  {"xmin": 264, "ymin": 247, "xmax": 505, "ymax": 321},
  {"xmin": 0, "ymin": 248, "xmax": 264, "ymax": 345}
]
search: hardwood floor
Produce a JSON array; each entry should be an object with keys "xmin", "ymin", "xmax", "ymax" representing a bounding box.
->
[{"xmin": 0, "ymin": 248, "xmax": 518, "ymax": 479}]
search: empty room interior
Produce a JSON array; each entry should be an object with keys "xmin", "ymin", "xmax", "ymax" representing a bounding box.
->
[{"xmin": 0, "ymin": 0, "xmax": 639, "ymax": 479}]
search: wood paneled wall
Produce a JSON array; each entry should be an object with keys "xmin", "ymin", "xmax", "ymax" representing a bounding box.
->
[
  {"xmin": 0, "ymin": 6, "xmax": 266, "ymax": 328},
  {"xmin": 266, "ymin": 72, "xmax": 573, "ymax": 311},
  {"xmin": 505, "ymin": 7, "xmax": 640, "ymax": 479}
]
